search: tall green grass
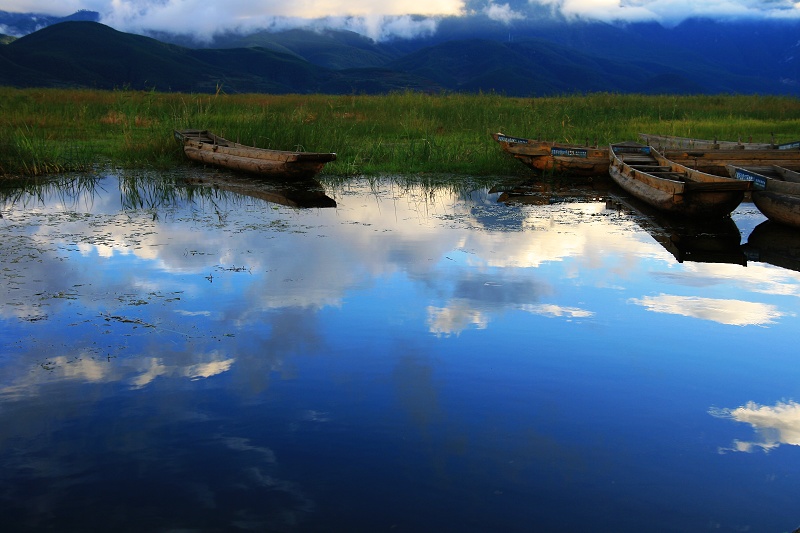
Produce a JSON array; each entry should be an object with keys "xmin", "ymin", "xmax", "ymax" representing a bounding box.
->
[{"xmin": 1, "ymin": 87, "xmax": 798, "ymax": 178}]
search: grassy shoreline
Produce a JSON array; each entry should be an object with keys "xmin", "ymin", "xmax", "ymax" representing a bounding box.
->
[{"xmin": 1, "ymin": 87, "xmax": 799, "ymax": 178}]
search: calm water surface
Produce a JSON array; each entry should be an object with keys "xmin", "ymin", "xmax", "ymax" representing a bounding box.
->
[{"xmin": 1, "ymin": 171, "xmax": 800, "ymax": 532}]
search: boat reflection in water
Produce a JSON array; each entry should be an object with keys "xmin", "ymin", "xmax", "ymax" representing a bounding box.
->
[
  {"xmin": 107, "ymin": 167, "xmax": 338, "ymax": 212},
  {"xmin": 182, "ymin": 171, "xmax": 337, "ymax": 209},
  {"xmin": 744, "ymin": 220, "xmax": 800, "ymax": 272},
  {"xmin": 496, "ymin": 179, "xmax": 747, "ymax": 266},
  {"xmin": 607, "ymin": 193, "xmax": 747, "ymax": 266},
  {"xmin": 494, "ymin": 177, "xmax": 612, "ymax": 206}
]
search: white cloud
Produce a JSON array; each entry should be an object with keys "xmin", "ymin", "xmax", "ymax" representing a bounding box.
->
[
  {"xmin": 711, "ymin": 400, "xmax": 800, "ymax": 453},
  {"xmin": 4, "ymin": 0, "xmax": 799, "ymax": 42},
  {"xmin": 130, "ymin": 354, "xmax": 235, "ymax": 388},
  {"xmin": 307, "ymin": 15, "xmax": 439, "ymax": 41},
  {"xmin": 628, "ymin": 294, "xmax": 785, "ymax": 326},
  {"xmin": 537, "ymin": 0, "xmax": 657, "ymax": 22},
  {"xmin": 536, "ymin": 0, "xmax": 800, "ymax": 24},
  {"xmin": 484, "ymin": 2, "xmax": 526, "ymax": 22},
  {"xmin": 519, "ymin": 303, "xmax": 594, "ymax": 318},
  {"xmin": 99, "ymin": 0, "xmax": 457, "ymax": 42},
  {"xmin": 427, "ymin": 303, "xmax": 490, "ymax": 336}
]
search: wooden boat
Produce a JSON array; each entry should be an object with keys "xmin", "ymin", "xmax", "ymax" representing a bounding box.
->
[
  {"xmin": 493, "ymin": 132, "xmax": 800, "ymax": 179},
  {"xmin": 174, "ymin": 129, "xmax": 336, "ymax": 180},
  {"xmin": 662, "ymin": 147, "xmax": 800, "ymax": 176},
  {"xmin": 492, "ymin": 133, "xmax": 609, "ymax": 178},
  {"xmin": 639, "ymin": 133, "xmax": 800, "ymax": 151},
  {"xmin": 608, "ymin": 143, "xmax": 750, "ymax": 218},
  {"xmin": 726, "ymin": 164, "xmax": 800, "ymax": 228}
]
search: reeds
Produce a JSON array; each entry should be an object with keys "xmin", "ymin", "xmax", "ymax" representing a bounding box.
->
[{"xmin": 1, "ymin": 87, "xmax": 798, "ymax": 178}]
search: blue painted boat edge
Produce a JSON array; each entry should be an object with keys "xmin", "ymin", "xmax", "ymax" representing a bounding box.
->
[
  {"xmin": 551, "ymin": 147, "xmax": 588, "ymax": 158},
  {"xmin": 495, "ymin": 134, "xmax": 529, "ymax": 144},
  {"xmin": 611, "ymin": 144, "xmax": 651, "ymax": 155},
  {"xmin": 731, "ymin": 167, "xmax": 767, "ymax": 190},
  {"xmin": 777, "ymin": 140, "xmax": 800, "ymax": 150}
]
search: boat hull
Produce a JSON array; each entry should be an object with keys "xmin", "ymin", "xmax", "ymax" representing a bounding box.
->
[
  {"xmin": 668, "ymin": 149, "xmax": 800, "ymax": 177},
  {"xmin": 494, "ymin": 132, "xmax": 800, "ymax": 179},
  {"xmin": 492, "ymin": 134, "xmax": 608, "ymax": 178},
  {"xmin": 175, "ymin": 129, "xmax": 336, "ymax": 180},
  {"xmin": 609, "ymin": 145, "xmax": 748, "ymax": 218},
  {"xmin": 752, "ymin": 190, "xmax": 800, "ymax": 228},
  {"xmin": 726, "ymin": 165, "xmax": 800, "ymax": 228},
  {"xmin": 638, "ymin": 133, "xmax": 794, "ymax": 150},
  {"xmin": 608, "ymin": 167, "xmax": 745, "ymax": 218}
]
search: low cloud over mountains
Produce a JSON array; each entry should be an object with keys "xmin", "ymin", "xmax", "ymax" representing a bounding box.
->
[{"xmin": 3, "ymin": 0, "xmax": 800, "ymax": 42}]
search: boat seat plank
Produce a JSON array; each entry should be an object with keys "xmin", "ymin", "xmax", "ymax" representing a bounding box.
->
[
  {"xmin": 621, "ymin": 156, "xmax": 655, "ymax": 163},
  {"xmin": 630, "ymin": 165, "xmax": 673, "ymax": 172},
  {"xmin": 683, "ymin": 181, "xmax": 750, "ymax": 192},
  {"xmin": 649, "ymin": 172, "xmax": 687, "ymax": 181}
]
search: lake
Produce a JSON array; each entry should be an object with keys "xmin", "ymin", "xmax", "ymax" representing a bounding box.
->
[{"xmin": 1, "ymin": 170, "xmax": 799, "ymax": 532}]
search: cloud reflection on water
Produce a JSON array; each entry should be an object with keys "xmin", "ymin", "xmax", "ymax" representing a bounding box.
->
[
  {"xmin": 711, "ymin": 400, "xmax": 800, "ymax": 453},
  {"xmin": 2, "ymin": 174, "xmax": 798, "ymax": 385},
  {"xmin": 628, "ymin": 294, "xmax": 785, "ymax": 326},
  {"xmin": 4, "ymin": 174, "xmax": 800, "ymax": 530}
]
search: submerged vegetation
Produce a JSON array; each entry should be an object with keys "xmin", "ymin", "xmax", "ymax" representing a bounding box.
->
[{"xmin": 1, "ymin": 87, "xmax": 799, "ymax": 178}]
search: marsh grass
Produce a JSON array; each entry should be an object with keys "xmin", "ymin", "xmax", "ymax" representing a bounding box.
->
[
  {"xmin": 0, "ymin": 173, "xmax": 101, "ymax": 211},
  {"xmin": 1, "ymin": 87, "xmax": 798, "ymax": 178},
  {"xmin": 1, "ymin": 125, "xmax": 96, "ymax": 176}
]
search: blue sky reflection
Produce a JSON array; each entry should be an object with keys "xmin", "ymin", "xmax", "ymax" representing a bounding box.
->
[{"xmin": 2, "ymin": 172, "xmax": 800, "ymax": 531}]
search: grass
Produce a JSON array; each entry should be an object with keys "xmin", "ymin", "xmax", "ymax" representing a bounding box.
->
[{"xmin": 1, "ymin": 87, "xmax": 799, "ymax": 178}]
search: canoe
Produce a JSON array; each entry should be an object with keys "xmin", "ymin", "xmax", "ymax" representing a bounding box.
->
[
  {"xmin": 174, "ymin": 129, "xmax": 336, "ymax": 180},
  {"xmin": 608, "ymin": 143, "xmax": 750, "ymax": 218},
  {"xmin": 661, "ymin": 147, "xmax": 800, "ymax": 176},
  {"xmin": 639, "ymin": 133, "xmax": 800, "ymax": 151},
  {"xmin": 492, "ymin": 133, "xmax": 609, "ymax": 178},
  {"xmin": 493, "ymin": 132, "xmax": 800, "ymax": 178},
  {"xmin": 726, "ymin": 164, "xmax": 800, "ymax": 228}
]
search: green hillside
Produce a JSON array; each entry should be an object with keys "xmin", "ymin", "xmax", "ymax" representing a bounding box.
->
[
  {"xmin": 227, "ymin": 28, "xmax": 396, "ymax": 69},
  {"xmin": 6, "ymin": 21, "xmax": 209, "ymax": 91},
  {"xmin": 187, "ymin": 47, "xmax": 327, "ymax": 93},
  {"xmin": 0, "ymin": 21, "xmax": 435, "ymax": 94}
]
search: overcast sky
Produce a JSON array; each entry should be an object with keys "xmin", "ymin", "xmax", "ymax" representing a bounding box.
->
[{"xmin": 4, "ymin": 0, "xmax": 800, "ymax": 41}]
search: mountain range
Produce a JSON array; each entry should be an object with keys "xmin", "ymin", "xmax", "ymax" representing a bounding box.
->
[{"xmin": 1, "ymin": 10, "xmax": 798, "ymax": 96}]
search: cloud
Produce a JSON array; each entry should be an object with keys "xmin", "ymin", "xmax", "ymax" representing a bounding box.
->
[
  {"xmin": 307, "ymin": 15, "xmax": 440, "ymax": 41},
  {"xmin": 98, "ymin": 0, "xmax": 455, "ymax": 42},
  {"xmin": 628, "ymin": 294, "xmax": 785, "ymax": 326},
  {"xmin": 710, "ymin": 400, "xmax": 800, "ymax": 453},
  {"xmin": 425, "ymin": 275, "xmax": 591, "ymax": 335},
  {"xmin": 536, "ymin": 0, "xmax": 655, "ymax": 22},
  {"xmin": 427, "ymin": 303, "xmax": 490, "ymax": 336},
  {"xmin": 4, "ymin": 0, "xmax": 799, "ymax": 42},
  {"xmin": 130, "ymin": 354, "xmax": 236, "ymax": 388},
  {"xmin": 484, "ymin": 2, "xmax": 526, "ymax": 22},
  {"xmin": 519, "ymin": 303, "xmax": 594, "ymax": 318},
  {"xmin": 535, "ymin": 0, "xmax": 800, "ymax": 24}
]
